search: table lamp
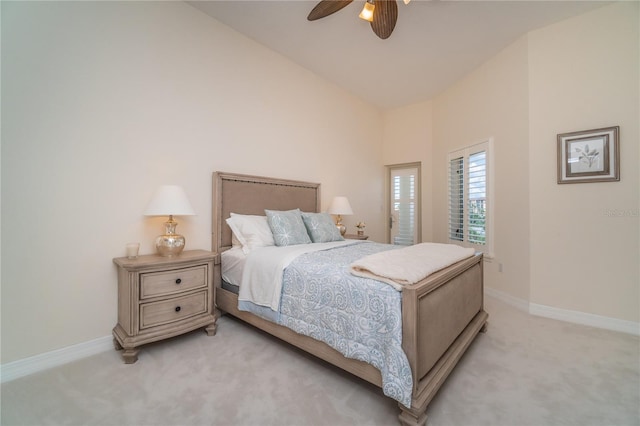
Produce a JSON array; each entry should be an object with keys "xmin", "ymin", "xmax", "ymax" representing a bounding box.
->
[
  {"xmin": 144, "ymin": 185, "xmax": 195, "ymax": 257},
  {"xmin": 327, "ymin": 196, "xmax": 353, "ymax": 236}
]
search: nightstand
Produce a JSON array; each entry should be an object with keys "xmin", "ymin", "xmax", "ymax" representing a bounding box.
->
[
  {"xmin": 112, "ymin": 250, "xmax": 218, "ymax": 363},
  {"xmin": 344, "ymin": 233, "xmax": 369, "ymax": 240}
]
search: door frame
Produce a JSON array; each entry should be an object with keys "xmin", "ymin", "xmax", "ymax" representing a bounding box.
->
[{"xmin": 385, "ymin": 162, "xmax": 422, "ymax": 245}]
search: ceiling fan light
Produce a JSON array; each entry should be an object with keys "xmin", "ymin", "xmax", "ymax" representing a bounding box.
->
[{"xmin": 359, "ymin": 0, "xmax": 375, "ymax": 22}]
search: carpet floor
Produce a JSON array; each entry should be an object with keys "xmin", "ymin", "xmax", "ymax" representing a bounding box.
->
[{"xmin": 2, "ymin": 296, "xmax": 639, "ymax": 426}]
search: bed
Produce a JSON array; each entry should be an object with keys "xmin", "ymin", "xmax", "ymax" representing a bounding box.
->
[{"xmin": 211, "ymin": 171, "xmax": 488, "ymax": 426}]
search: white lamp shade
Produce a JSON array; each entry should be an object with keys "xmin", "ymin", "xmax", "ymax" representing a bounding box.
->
[
  {"xmin": 327, "ymin": 196, "xmax": 353, "ymax": 215},
  {"xmin": 144, "ymin": 185, "xmax": 196, "ymax": 216}
]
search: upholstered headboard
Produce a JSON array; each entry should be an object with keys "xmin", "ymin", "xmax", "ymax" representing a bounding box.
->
[{"xmin": 212, "ymin": 172, "xmax": 321, "ymax": 253}]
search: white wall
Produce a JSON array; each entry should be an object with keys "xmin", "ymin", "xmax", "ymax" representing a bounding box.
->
[
  {"xmin": 528, "ymin": 1, "xmax": 639, "ymax": 322},
  {"xmin": 1, "ymin": 1, "xmax": 384, "ymax": 363}
]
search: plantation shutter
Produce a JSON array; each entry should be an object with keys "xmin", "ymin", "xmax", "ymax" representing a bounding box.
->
[
  {"xmin": 448, "ymin": 156, "xmax": 464, "ymax": 241},
  {"xmin": 467, "ymin": 150, "xmax": 486, "ymax": 245},
  {"xmin": 391, "ymin": 167, "xmax": 417, "ymax": 246},
  {"xmin": 448, "ymin": 140, "xmax": 492, "ymax": 255}
]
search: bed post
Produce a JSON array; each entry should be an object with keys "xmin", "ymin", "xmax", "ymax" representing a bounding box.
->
[
  {"xmin": 398, "ymin": 405, "xmax": 428, "ymax": 426},
  {"xmin": 211, "ymin": 172, "xmax": 224, "ymax": 330}
]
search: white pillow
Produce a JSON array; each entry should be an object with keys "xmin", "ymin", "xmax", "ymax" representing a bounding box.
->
[
  {"xmin": 226, "ymin": 213, "xmax": 275, "ymax": 254},
  {"xmin": 231, "ymin": 233, "xmax": 242, "ymax": 249}
]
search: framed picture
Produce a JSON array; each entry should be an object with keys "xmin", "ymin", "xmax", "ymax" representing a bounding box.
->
[{"xmin": 557, "ymin": 126, "xmax": 620, "ymax": 184}]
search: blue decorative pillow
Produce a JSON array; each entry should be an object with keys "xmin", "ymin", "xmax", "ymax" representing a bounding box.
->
[
  {"xmin": 265, "ymin": 209, "xmax": 312, "ymax": 246},
  {"xmin": 301, "ymin": 212, "xmax": 344, "ymax": 243}
]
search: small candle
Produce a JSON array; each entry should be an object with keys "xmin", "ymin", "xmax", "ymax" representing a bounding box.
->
[{"xmin": 125, "ymin": 243, "xmax": 140, "ymax": 259}]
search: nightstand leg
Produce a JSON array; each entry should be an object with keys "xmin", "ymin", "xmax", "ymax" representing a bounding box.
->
[
  {"xmin": 121, "ymin": 348, "xmax": 139, "ymax": 364},
  {"xmin": 205, "ymin": 320, "xmax": 217, "ymax": 336}
]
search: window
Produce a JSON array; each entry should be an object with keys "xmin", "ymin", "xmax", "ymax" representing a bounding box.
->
[{"xmin": 448, "ymin": 140, "xmax": 492, "ymax": 256}]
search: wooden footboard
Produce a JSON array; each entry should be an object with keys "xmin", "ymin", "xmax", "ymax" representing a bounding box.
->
[
  {"xmin": 398, "ymin": 252, "xmax": 488, "ymax": 426},
  {"xmin": 212, "ymin": 253, "xmax": 487, "ymax": 426},
  {"xmin": 211, "ymin": 172, "xmax": 488, "ymax": 426}
]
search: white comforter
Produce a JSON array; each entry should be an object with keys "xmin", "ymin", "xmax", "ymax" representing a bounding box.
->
[
  {"xmin": 350, "ymin": 242, "xmax": 476, "ymax": 290},
  {"xmin": 238, "ymin": 240, "xmax": 356, "ymax": 311}
]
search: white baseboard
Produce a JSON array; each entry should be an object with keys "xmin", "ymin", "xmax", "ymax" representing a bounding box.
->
[
  {"xmin": 485, "ymin": 287, "xmax": 529, "ymax": 312},
  {"xmin": 3, "ymin": 290, "xmax": 638, "ymax": 383},
  {"xmin": 1, "ymin": 335, "xmax": 113, "ymax": 383},
  {"xmin": 485, "ymin": 287, "xmax": 640, "ymax": 336},
  {"xmin": 528, "ymin": 302, "xmax": 640, "ymax": 336}
]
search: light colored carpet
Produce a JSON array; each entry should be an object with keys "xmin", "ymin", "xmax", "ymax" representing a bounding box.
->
[{"xmin": 2, "ymin": 296, "xmax": 639, "ymax": 426}]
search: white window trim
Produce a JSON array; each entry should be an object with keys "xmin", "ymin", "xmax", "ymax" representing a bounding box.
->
[{"xmin": 447, "ymin": 138, "xmax": 494, "ymax": 258}]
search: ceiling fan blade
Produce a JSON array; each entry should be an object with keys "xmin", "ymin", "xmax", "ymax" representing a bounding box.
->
[
  {"xmin": 371, "ymin": 0, "xmax": 398, "ymax": 39},
  {"xmin": 307, "ymin": 0, "xmax": 353, "ymax": 21}
]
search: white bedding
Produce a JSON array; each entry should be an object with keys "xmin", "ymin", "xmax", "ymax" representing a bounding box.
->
[
  {"xmin": 350, "ymin": 242, "xmax": 476, "ymax": 290},
  {"xmin": 238, "ymin": 240, "xmax": 355, "ymax": 311},
  {"xmin": 221, "ymin": 247, "xmax": 247, "ymax": 286}
]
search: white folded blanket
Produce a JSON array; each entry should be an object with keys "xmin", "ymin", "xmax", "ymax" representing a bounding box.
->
[
  {"xmin": 238, "ymin": 240, "xmax": 356, "ymax": 311},
  {"xmin": 350, "ymin": 243, "xmax": 476, "ymax": 291}
]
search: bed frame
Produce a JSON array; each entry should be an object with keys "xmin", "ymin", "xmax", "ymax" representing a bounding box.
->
[{"xmin": 211, "ymin": 171, "xmax": 488, "ymax": 426}]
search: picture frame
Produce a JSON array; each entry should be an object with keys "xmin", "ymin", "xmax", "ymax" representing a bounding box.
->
[{"xmin": 557, "ymin": 126, "xmax": 620, "ymax": 184}]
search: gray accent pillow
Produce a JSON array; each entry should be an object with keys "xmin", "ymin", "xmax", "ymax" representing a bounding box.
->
[
  {"xmin": 301, "ymin": 212, "xmax": 344, "ymax": 243},
  {"xmin": 265, "ymin": 208, "xmax": 312, "ymax": 246}
]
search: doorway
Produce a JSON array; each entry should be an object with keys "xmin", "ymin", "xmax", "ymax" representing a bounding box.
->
[{"xmin": 387, "ymin": 163, "xmax": 421, "ymax": 245}]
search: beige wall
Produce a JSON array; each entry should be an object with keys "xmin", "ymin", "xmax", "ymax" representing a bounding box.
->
[
  {"xmin": 528, "ymin": 1, "xmax": 639, "ymax": 322},
  {"xmin": 383, "ymin": 2, "xmax": 639, "ymax": 324},
  {"xmin": 1, "ymin": 1, "xmax": 384, "ymax": 363},
  {"xmin": 3, "ymin": 1, "xmax": 638, "ymax": 366},
  {"xmin": 431, "ymin": 35, "xmax": 531, "ymax": 301},
  {"xmin": 382, "ymin": 101, "xmax": 434, "ymax": 243}
]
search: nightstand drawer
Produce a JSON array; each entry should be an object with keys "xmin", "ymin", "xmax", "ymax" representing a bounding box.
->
[
  {"xmin": 140, "ymin": 291, "xmax": 207, "ymax": 329},
  {"xmin": 113, "ymin": 250, "xmax": 216, "ymax": 363},
  {"xmin": 140, "ymin": 265, "xmax": 206, "ymax": 299}
]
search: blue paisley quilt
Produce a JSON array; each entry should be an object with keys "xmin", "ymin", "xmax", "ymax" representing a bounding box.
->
[{"xmin": 239, "ymin": 241, "xmax": 413, "ymax": 407}]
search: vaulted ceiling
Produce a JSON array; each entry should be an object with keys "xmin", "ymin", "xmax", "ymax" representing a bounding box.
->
[{"xmin": 188, "ymin": 1, "xmax": 609, "ymax": 109}]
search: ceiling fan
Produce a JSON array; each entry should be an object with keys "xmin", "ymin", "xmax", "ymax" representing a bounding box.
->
[{"xmin": 307, "ymin": 0, "xmax": 409, "ymax": 40}]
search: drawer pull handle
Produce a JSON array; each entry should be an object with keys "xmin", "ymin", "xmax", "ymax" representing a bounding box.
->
[
  {"xmin": 175, "ymin": 278, "xmax": 182, "ymax": 284},
  {"xmin": 175, "ymin": 306, "xmax": 181, "ymax": 312}
]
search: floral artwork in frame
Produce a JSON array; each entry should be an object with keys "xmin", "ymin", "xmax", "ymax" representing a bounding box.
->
[{"xmin": 557, "ymin": 126, "xmax": 620, "ymax": 184}]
